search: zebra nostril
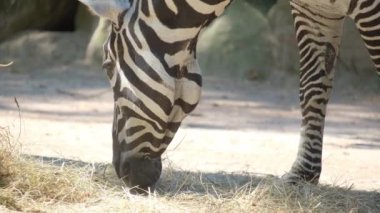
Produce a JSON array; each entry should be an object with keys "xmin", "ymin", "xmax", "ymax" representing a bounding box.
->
[{"xmin": 119, "ymin": 161, "xmax": 131, "ymax": 179}]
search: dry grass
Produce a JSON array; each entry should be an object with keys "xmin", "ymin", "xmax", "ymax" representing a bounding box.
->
[
  {"xmin": 0, "ymin": 127, "xmax": 114, "ymax": 211},
  {"xmin": 1, "ymin": 127, "xmax": 379, "ymax": 212}
]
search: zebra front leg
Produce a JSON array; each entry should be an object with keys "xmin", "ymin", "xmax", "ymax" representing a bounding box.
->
[{"xmin": 284, "ymin": 1, "xmax": 345, "ymax": 184}]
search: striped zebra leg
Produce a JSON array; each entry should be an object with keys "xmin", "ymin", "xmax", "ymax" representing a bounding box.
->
[
  {"xmin": 349, "ymin": 0, "xmax": 380, "ymax": 76},
  {"xmin": 284, "ymin": 1, "xmax": 346, "ymax": 183}
]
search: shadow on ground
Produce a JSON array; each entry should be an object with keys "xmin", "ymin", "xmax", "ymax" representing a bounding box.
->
[{"xmin": 24, "ymin": 154, "xmax": 380, "ymax": 211}]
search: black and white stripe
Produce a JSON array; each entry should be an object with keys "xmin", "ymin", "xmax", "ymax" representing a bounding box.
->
[
  {"xmin": 102, "ymin": 0, "xmax": 231, "ymax": 160},
  {"xmin": 81, "ymin": 0, "xmax": 379, "ymax": 185}
]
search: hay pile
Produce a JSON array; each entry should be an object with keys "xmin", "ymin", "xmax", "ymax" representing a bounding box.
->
[
  {"xmin": 1, "ymin": 127, "xmax": 379, "ymax": 212},
  {"xmin": 0, "ymin": 127, "xmax": 115, "ymax": 211},
  {"xmin": 156, "ymin": 169, "xmax": 380, "ymax": 212}
]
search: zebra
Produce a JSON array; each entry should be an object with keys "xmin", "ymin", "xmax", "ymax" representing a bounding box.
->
[{"xmin": 78, "ymin": 0, "xmax": 380, "ymax": 193}]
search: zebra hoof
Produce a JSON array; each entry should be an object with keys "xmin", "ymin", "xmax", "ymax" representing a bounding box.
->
[{"xmin": 281, "ymin": 172, "xmax": 320, "ymax": 185}]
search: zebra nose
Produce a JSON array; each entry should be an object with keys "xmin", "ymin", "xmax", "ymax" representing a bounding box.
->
[{"xmin": 119, "ymin": 156, "xmax": 162, "ymax": 195}]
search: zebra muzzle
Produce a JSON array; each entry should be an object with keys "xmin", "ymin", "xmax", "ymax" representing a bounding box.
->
[{"xmin": 118, "ymin": 156, "xmax": 162, "ymax": 195}]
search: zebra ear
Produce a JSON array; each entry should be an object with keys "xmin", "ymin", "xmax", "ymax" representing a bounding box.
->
[{"xmin": 78, "ymin": 0, "xmax": 130, "ymax": 23}]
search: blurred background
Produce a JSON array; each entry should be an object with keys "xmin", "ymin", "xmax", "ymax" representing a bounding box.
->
[
  {"xmin": 0, "ymin": 0, "xmax": 379, "ymax": 190},
  {"xmin": 0, "ymin": 0, "xmax": 379, "ymax": 89}
]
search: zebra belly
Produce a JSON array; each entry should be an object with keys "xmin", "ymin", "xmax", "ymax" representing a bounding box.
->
[{"xmin": 292, "ymin": 0, "xmax": 351, "ymax": 16}]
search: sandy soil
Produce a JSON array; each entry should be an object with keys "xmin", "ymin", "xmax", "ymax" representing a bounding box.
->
[{"xmin": 0, "ymin": 63, "xmax": 379, "ymax": 192}]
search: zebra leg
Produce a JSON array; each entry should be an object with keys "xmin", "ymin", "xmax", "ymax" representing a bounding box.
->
[
  {"xmin": 348, "ymin": 0, "xmax": 380, "ymax": 75},
  {"xmin": 284, "ymin": 2, "xmax": 346, "ymax": 183}
]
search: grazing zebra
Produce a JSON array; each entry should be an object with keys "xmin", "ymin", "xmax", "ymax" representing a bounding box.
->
[{"xmin": 78, "ymin": 0, "xmax": 380, "ymax": 193}]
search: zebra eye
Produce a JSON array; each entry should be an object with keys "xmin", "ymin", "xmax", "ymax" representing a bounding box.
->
[
  {"xmin": 102, "ymin": 59, "xmax": 115, "ymax": 78},
  {"xmin": 102, "ymin": 59, "xmax": 115, "ymax": 70}
]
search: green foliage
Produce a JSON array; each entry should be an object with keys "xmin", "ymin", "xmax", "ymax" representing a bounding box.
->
[
  {"xmin": 0, "ymin": 0, "xmax": 78, "ymax": 42},
  {"xmin": 243, "ymin": 0, "xmax": 278, "ymax": 14},
  {"xmin": 198, "ymin": 1, "xmax": 276, "ymax": 79}
]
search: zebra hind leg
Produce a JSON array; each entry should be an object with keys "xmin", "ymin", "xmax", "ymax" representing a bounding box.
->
[{"xmin": 283, "ymin": 1, "xmax": 346, "ymax": 184}]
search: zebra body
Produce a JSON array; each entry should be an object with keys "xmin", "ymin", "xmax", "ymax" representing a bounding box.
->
[{"xmin": 79, "ymin": 0, "xmax": 380, "ymax": 192}]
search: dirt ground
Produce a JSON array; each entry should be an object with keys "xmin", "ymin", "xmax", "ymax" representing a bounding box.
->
[{"xmin": 0, "ymin": 61, "xmax": 379, "ymax": 193}]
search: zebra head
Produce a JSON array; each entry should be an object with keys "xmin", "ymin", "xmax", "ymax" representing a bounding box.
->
[{"xmin": 80, "ymin": 0, "xmax": 230, "ymax": 193}]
